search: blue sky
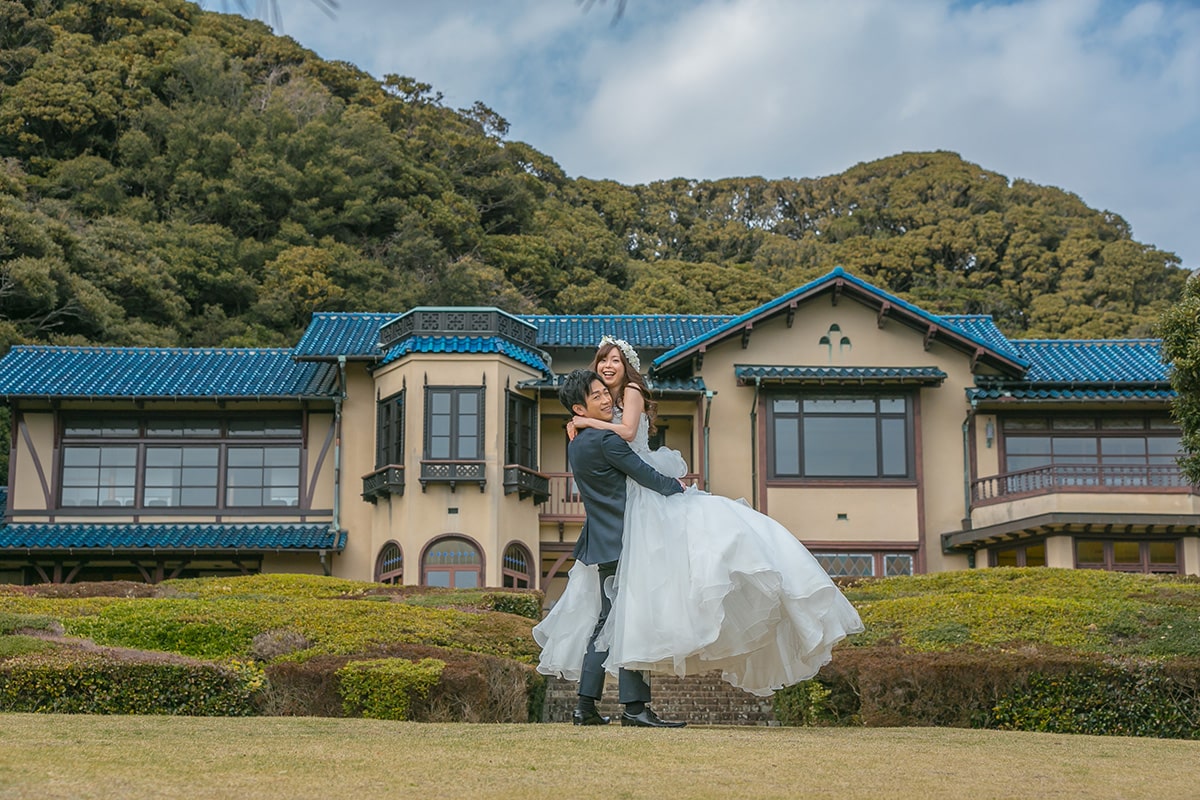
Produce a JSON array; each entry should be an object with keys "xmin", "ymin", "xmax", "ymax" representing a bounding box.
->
[{"xmin": 218, "ymin": 0, "xmax": 1199, "ymax": 269}]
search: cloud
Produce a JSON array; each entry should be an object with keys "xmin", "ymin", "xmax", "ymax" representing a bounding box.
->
[{"xmin": 230, "ymin": 0, "xmax": 1200, "ymax": 267}]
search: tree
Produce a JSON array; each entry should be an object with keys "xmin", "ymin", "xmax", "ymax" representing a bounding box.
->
[{"xmin": 1159, "ymin": 275, "xmax": 1200, "ymax": 483}]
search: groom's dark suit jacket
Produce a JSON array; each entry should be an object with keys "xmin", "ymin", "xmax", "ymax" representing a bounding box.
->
[{"xmin": 568, "ymin": 427, "xmax": 684, "ymax": 565}]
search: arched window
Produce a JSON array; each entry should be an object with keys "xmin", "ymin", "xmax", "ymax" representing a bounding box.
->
[
  {"xmin": 422, "ymin": 536, "xmax": 482, "ymax": 588},
  {"xmin": 375, "ymin": 542, "xmax": 403, "ymax": 584},
  {"xmin": 502, "ymin": 542, "xmax": 534, "ymax": 589}
]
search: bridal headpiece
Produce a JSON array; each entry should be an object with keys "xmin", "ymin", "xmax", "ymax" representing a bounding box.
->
[{"xmin": 599, "ymin": 334, "xmax": 641, "ymax": 373}]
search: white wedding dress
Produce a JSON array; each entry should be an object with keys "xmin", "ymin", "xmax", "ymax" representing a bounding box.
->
[{"xmin": 533, "ymin": 410, "xmax": 864, "ymax": 697}]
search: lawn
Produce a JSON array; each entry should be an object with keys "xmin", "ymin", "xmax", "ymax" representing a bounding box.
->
[{"xmin": 1, "ymin": 714, "xmax": 1197, "ymax": 800}]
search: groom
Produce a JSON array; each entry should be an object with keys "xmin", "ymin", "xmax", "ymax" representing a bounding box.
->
[{"xmin": 558, "ymin": 368, "xmax": 687, "ymax": 728}]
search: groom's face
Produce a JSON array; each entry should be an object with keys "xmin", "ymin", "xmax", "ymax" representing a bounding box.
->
[{"xmin": 574, "ymin": 379, "xmax": 614, "ymax": 422}]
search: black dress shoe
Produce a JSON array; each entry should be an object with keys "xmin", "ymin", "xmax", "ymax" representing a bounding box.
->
[
  {"xmin": 572, "ymin": 708, "xmax": 611, "ymax": 726},
  {"xmin": 620, "ymin": 707, "xmax": 686, "ymax": 728}
]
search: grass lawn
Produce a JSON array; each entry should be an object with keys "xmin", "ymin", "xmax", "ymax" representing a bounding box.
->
[{"xmin": 1, "ymin": 715, "xmax": 1198, "ymax": 800}]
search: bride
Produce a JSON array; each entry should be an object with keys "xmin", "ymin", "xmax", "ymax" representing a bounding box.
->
[{"xmin": 533, "ymin": 336, "xmax": 864, "ymax": 697}]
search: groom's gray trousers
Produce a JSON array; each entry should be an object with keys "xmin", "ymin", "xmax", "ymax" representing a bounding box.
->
[{"xmin": 578, "ymin": 560, "xmax": 651, "ymax": 704}]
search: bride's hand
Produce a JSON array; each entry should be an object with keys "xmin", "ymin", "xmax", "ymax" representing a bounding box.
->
[
  {"xmin": 572, "ymin": 415, "xmax": 597, "ymax": 431},
  {"xmin": 566, "ymin": 419, "xmax": 577, "ymax": 441}
]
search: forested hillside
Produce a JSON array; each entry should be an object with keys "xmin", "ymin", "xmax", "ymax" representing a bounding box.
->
[{"xmin": 0, "ymin": 0, "xmax": 1189, "ymax": 352}]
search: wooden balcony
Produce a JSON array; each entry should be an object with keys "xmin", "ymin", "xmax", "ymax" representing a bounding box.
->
[
  {"xmin": 538, "ymin": 472, "xmax": 702, "ymax": 521},
  {"xmin": 361, "ymin": 464, "xmax": 405, "ymax": 503},
  {"xmin": 972, "ymin": 464, "xmax": 1193, "ymax": 507},
  {"xmin": 503, "ymin": 464, "xmax": 550, "ymax": 504}
]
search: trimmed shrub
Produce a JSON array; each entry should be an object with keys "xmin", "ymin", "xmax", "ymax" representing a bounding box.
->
[
  {"xmin": 0, "ymin": 612, "xmax": 62, "ymax": 636},
  {"xmin": 0, "ymin": 651, "xmax": 263, "ymax": 715},
  {"xmin": 337, "ymin": 657, "xmax": 445, "ymax": 720},
  {"xmin": 988, "ymin": 658, "xmax": 1200, "ymax": 738},
  {"xmin": 0, "ymin": 635, "xmax": 56, "ymax": 660}
]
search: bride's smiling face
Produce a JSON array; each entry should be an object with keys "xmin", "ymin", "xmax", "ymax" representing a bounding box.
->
[{"xmin": 596, "ymin": 348, "xmax": 625, "ymax": 388}]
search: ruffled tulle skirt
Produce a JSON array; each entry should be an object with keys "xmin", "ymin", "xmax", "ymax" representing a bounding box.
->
[{"xmin": 534, "ymin": 446, "xmax": 864, "ymax": 696}]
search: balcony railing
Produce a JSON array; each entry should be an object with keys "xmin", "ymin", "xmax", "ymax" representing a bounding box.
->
[
  {"xmin": 503, "ymin": 464, "xmax": 550, "ymax": 504},
  {"xmin": 419, "ymin": 460, "xmax": 486, "ymax": 492},
  {"xmin": 362, "ymin": 464, "xmax": 405, "ymax": 503},
  {"xmin": 972, "ymin": 464, "xmax": 1193, "ymax": 505},
  {"xmin": 539, "ymin": 472, "xmax": 702, "ymax": 521}
]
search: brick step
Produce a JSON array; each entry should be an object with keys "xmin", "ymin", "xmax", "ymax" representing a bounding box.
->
[{"xmin": 541, "ymin": 672, "xmax": 778, "ymax": 726}]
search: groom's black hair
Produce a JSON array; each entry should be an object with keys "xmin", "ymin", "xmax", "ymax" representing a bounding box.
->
[{"xmin": 559, "ymin": 368, "xmax": 602, "ymax": 414}]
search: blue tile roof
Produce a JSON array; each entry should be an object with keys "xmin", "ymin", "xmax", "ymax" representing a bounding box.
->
[
  {"xmin": 968, "ymin": 387, "xmax": 1175, "ymax": 401},
  {"xmin": 0, "ymin": 347, "xmax": 339, "ymax": 399},
  {"xmin": 293, "ymin": 312, "xmax": 395, "ymax": 359},
  {"xmin": 1010, "ymin": 339, "xmax": 1168, "ymax": 383},
  {"xmin": 653, "ymin": 268, "xmax": 1029, "ymax": 372},
  {"xmin": 0, "ymin": 523, "xmax": 345, "ymax": 551},
  {"xmin": 519, "ymin": 315, "xmax": 732, "ymax": 350},
  {"xmin": 734, "ymin": 365, "xmax": 948, "ymax": 385},
  {"xmin": 941, "ymin": 315, "xmax": 1018, "ymax": 356},
  {"xmin": 378, "ymin": 336, "xmax": 551, "ymax": 373}
]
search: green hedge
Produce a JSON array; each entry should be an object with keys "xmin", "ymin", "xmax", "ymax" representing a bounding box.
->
[
  {"xmin": 0, "ymin": 652, "xmax": 264, "ymax": 715},
  {"xmin": 337, "ymin": 657, "xmax": 445, "ymax": 720}
]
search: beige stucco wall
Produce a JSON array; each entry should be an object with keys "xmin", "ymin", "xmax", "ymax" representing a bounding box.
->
[
  {"xmin": 971, "ymin": 491, "xmax": 1200, "ymax": 530},
  {"xmin": 690, "ymin": 297, "xmax": 981, "ymax": 572},
  {"xmin": 331, "ymin": 353, "xmax": 545, "ymax": 585}
]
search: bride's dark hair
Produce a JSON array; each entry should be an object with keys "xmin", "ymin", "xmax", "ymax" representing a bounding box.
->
[{"xmin": 590, "ymin": 341, "xmax": 658, "ymax": 435}]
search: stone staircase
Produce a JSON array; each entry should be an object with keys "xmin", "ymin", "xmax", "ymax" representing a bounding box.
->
[{"xmin": 541, "ymin": 672, "xmax": 777, "ymax": 726}]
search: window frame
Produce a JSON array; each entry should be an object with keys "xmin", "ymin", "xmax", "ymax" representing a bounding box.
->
[
  {"xmin": 376, "ymin": 389, "xmax": 405, "ymax": 469},
  {"xmin": 505, "ymin": 390, "xmax": 537, "ymax": 470},
  {"xmin": 57, "ymin": 413, "xmax": 304, "ymax": 511},
  {"xmin": 766, "ymin": 390, "xmax": 914, "ymax": 481},
  {"xmin": 423, "ymin": 386, "xmax": 485, "ymax": 462}
]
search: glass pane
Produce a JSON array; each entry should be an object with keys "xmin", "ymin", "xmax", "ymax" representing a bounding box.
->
[
  {"xmin": 61, "ymin": 487, "xmax": 95, "ymax": 506},
  {"xmin": 1025, "ymin": 544, "xmax": 1047, "ymax": 567},
  {"xmin": 1005, "ymin": 437, "xmax": 1051, "ymax": 455},
  {"xmin": 62, "ymin": 467, "xmax": 96, "ymax": 486},
  {"xmin": 1149, "ymin": 541, "xmax": 1177, "ymax": 564},
  {"xmin": 1003, "ymin": 418, "xmax": 1048, "ymax": 430},
  {"xmin": 804, "ymin": 397, "xmax": 875, "ymax": 414},
  {"xmin": 184, "ymin": 448, "xmax": 219, "ymax": 466},
  {"xmin": 145, "ymin": 468, "xmax": 176, "ymax": 487},
  {"xmin": 879, "ymin": 397, "xmax": 906, "ymax": 414},
  {"xmin": 227, "ymin": 449, "xmax": 263, "ymax": 467},
  {"xmin": 1006, "ymin": 455, "xmax": 1053, "ymax": 472},
  {"xmin": 227, "ymin": 487, "xmax": 262, "ymax": 506},
  {"xmin": 265, "ymin": 467, "xmax": 297, "ymax": 487},
  {"xmin": 1100, "ymin": 418, "xmax": 1145, "ymax": 430},
  {"xmin": 426, "ymin": 571, "xmax": 451, "ymax": 588},
  {"xmin": 1148, "ymin": 417, "xmax": 1179, "ymax": 430},
  {"xmin": 146, "ymin": 448, "xmax": 183, "ymax": 467},
  {"xmin": 102, "ymin": 448, "xmax": 137, "ymax": 466},
  {"xmin": 774, "ymin": 418, "xmax": 800, "ymax": 475},
  {"xmin": 181, "ymin": 467, "xmax": 217, "ymax": 485},
  {"xmin": 1147, "ymin": 437, "xmax": 1183, "ymax": 455},
  {"xmin": 431, "ymin": 392, "xmax": 450, "ymax": 413},
  {"xmin": 1076, "ymin": 540, "xmax": 1105, "ymax": 563},
  {"xmin": 458, "ymin": 392, "xmax": 478, "ymax": 413},
  {"xmin": 227, "ymin": 468, "xmax": 261, "ymax": 487},
  {"xmin": 454, "ymin": 570, "xmax": 479, "ymax": 588},
  {"xmin": 431, "ymin": 416, "xmax": 450, "ymax": 437},
  {"xmin": 815, "ymin": 553, "xmax": 873, "ymax": 578},
  {"xmin": 1113, "ymin": 541, "xmax": 1141, "ymax": 564},
  {"xmin": 1052, "ymin": 438, "xmax": 1097, "ymax": 456},
  {"xmin": 457, "ymin": 435, "xmax": 477, "ymax": 459},
  {"xmin": 880, "ymin": 417, "xmax": 907, "ymax": 476},
  {"xmin": 773, "ymin": 398, "xmax": 800, "ymax": 413},
  {"xmin": 884, "ymin": 554, "xmax": 913, "ymax": 576},
  {"xmin": 994, "ymin": 548, "xmax": 1018, "ymax": 567},
  {"xmin": 63, "ymin": 448, "xmax": 100, "ymax": 466},
  {"xmin": 430, "ymin": 437, "xmax": 450, "ymax": 459},
  {"xmin": 1100, "ymin": 438, "xmax": 1145, "ymax": 456},
  {"xmin": 180, "ymin": 487, "xmax": 217, "ymax": 506},
  {"xmin": 144, "ymin": 488, "xmax": 176, "ymax": 506},
  {"xmin": 1052, "ymin": 418, "xmax": 1094, "ymax": 430},
  {"xmin": 264, "ymin": 448, "xmax": 299, "ymax": 466},
  {"xmin": 804, "ymin": 417, "xmax": 876, "ymax": 476}
]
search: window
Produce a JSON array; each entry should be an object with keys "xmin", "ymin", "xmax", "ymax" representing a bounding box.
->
[
  {"xmin": 59, "ymin": 414, "xmax": 302, "ymax": 509},
  {"xmin": 990, "ymin": 542, "xmax": 1047, "ymax": 567},
  {"xmin": 425, "ymin": 387, "xmax": 484, "ymax": 460},
  {"xmin": 506, "ymin": 392, "xmax": 537, "ymax": 469},
  {"xmin": 502, "ymin": 542, "xmax": 534, "ymax": 589},
  {"xmin": 1002, "ymin": 415, "xmax": 1185, "ymax": 488},
  {"xmin": 423, "ymin": 537, "xmax": 482, "ymax": 588},
  {"xmin": 376, "ymin": 390, "xmax": 405, "ymax": 468},
  {"xmin": 769, "ymin": 393, "xmax": 911, "ymax": 479},
  {"xmin": 375, "ymin": 542, "xmax": 403, "ymax": 584},
  {"xmin": 1076, "ymin": 539, "xmax": 1179, "ymax": 574},
  {"xmin": 815, "ymin": 552, "xmax": 914, "ymax": 578}
]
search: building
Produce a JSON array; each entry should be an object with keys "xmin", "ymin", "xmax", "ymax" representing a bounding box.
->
[{"xmin": 0, "ymin": 267, "xmax": 1195, "ymax": 595}]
